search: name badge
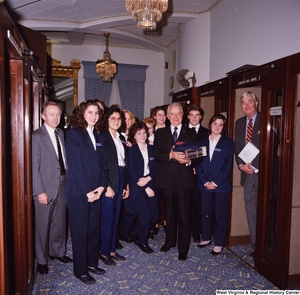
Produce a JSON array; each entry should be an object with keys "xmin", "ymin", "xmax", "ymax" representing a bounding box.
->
[
  {"xmin": 96, "ymin": 143, "xmax": 102, "ymax": 147},
  {"xmin": 214, "ymin": 148, "xmax": 221, "ymax": 152}
]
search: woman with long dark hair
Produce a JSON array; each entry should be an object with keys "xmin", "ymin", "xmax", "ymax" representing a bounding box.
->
[{"xmin": 65, "ymin": 100, "xmax": 108, "ymax": 284}]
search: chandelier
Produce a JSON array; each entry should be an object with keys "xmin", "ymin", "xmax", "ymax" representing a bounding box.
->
[
  {"xmin": 96, "ymin": 33, "xmax": 117, "ymax": 82},
  {"xmin": 125, "ymin": 0, "xmax": 168, "ymax": 31}
]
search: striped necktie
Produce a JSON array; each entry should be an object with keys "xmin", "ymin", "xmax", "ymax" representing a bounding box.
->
[
  {"xmin": 246, "ymin": 118, "xmax": 253, "ymax": 143},
  {"xmin": 173, "ymin": 127, "xmax": 178, "ymax": 142},
  {"xmin": 54, "ymin": 130, "xmax": 66, "ymax": 175}
]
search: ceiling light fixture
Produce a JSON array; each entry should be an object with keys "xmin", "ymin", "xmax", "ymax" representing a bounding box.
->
[
  {"xmin": 125, "ymin": 0, "xmax": 168, "ymax": 31},
  {"xmin": 96, "ymin": 33, "xmax": 117, "ymax": 82}
]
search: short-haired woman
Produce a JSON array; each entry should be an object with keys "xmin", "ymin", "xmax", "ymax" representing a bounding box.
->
[
  {"xmin": 196, "ymin": 114, "xmax": 234, "ymax": 255},
  {"xmin": 119, "ymin": 122, "xmax": 159, "ymax": 253}
]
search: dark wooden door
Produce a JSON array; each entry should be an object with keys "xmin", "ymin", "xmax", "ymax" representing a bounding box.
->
[{"xmin": 255, "ymin": 57, "xmax": 293, "ymax": 289}]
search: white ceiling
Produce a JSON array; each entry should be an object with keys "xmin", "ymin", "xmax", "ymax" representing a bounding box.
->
[{"xmin": 4, "ymin": 0, "xmax": 220, "ymax": 52}]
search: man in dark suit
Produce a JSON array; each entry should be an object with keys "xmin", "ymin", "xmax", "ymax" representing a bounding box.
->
[
  {"xmin": 186, "ymin": 104, "xmax": 209, "ymax": 243},
  {"xmin": 32, "ymin": 101, "xmax": 72, "ymax": 275},
  {"xmin": 234, "ymin": 91, "xmax": 260, "ymax": 255},
  {"xmin": 153, "ymin": 102, "xmax": 202, "ymax": 261}
]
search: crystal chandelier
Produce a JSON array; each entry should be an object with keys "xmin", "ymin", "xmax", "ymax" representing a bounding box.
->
[
  {"xmin": 125, "ymin": 0, "xmax": 168, "ymax": 31},
  {"xmin": 96, "ymin": 33, "xmax": 117, "ymax": 82}
]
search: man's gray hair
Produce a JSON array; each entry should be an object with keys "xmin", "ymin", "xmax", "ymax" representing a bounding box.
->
[
  {"xmin": 240, "ymin": 91, "xmax": 259, "ymax": 102},
  {"xmin": 167, "ymin": 102, "xmax": 183, "ymax": 114}
]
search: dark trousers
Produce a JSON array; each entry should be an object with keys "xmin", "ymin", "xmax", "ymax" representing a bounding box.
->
[
  {"xmin": 101, "ymin": 167, "xmax": 125, "ymax": 256},
  {"xmin": 191, "ymin": 189, "xmax": 202, "ymax": 236},
  {"xmin": 161, "ymin": 181, "xmax": 192, "ymax": 254},
  {"xmin": 120, "ymin": 192, "xmax": 159, "ymax": 245},
  {"xmin": 201, "ymin": 191, "xmax": 230, "ymax": 246},
  {"xmin": 67, "ymin": 195, "xmax": 101, "ymax": 277}
]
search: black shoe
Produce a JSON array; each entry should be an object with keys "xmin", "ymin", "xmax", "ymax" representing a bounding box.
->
[
  {"xmin": 37, "ymin": 263, "xmax": 48, "ymax": 274},
  {"xmin": 178, "ymin": 253, "xmax": 187, "ymax": 261},
  {"xmin": 76, "ymin": 274, "xmax": 95, "ymax": 284},
  {"xmin": 197, "ymin": 240, "xmax": 212, "ymax": 248},
  {"xmin": 211, "ymin": 249, "xmax": 222, "ymax": 256},
  {"xmin": 148, "ymin": 231, "xmax": 155, "ymax": 240},
  {"xmin": 192, "ymin": 234, "xmax": 201, "ymax": 243},
  {"xmin": 49, "ymin": 255, "xmax": 73, "ymax": 263},
  {"xmin": 116, "ymin": 240, "xmax": 123, "ymax": 249},
  {"xmin": 138, "ymin": 243, "xmax": 154, "ymax": 254},
  {"xmin": 88, "ymin": 266, "xmax": 105, "ymax": 275},
  {"xmin": 111, "ymin": 252, "xmax": 126, "ymax": 261},
  {"xmin": 99, "ymin": 255, "xmax": 116, "ymax": 266},
  {"xmin": 160, "ymin": 244, "xmax": 175, "ymax": 252},
  {"xmin": 118, "ymin": 235, "xmax": 133, "ymax": 243},
  {"xmin": 129, "ymin": 233, "xmax": 139, "ymax": 245}
]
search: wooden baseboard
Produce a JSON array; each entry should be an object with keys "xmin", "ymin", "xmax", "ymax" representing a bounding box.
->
[
  {"xmin": 228, "ymin": 235, "xmax": 251, "ymax": 246},
  {"xmin": 288, "ymin": 274, "xmax": 300, "ymax": 289}
]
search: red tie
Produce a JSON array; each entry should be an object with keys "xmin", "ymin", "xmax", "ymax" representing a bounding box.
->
[{"xmin": 246, "ymin": 118, "xmax": 253, "ymax": 143}]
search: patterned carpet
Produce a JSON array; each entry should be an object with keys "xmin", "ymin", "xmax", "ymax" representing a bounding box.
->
[{"xmin": 32, "ymin": 227, "xmax": 278, "ymax": 294}]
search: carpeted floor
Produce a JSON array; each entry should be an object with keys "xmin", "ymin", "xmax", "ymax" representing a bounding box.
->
[{"xmin": 32, "ymin": 227, "xmax": 278, "ymax": 294}]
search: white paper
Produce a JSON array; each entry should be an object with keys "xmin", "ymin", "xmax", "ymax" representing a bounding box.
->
[{"xmin": 238, "ymin": 142, "xmax": 260, "ymax": 173}]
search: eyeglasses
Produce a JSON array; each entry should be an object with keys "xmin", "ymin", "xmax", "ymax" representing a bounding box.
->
[{"xmin": 109, "ymin": 117, "xmax": 122, "ymax": 122}]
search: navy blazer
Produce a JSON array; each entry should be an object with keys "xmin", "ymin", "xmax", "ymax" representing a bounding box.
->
[
  {"xmin": 153, "ymin": 125, "xmax": 202, "ymax": 190},
  {"xmin": 128, "ymin": 144, "xmax": 157, "ymax": 202},
  {"xmin": 196, "ymin": 136, "xmax": 234, "ymax": 193},
  {"xmin": 65, "ymin": 127, "xmax": 108, "ymax": 197},
  {"xmin": 101, "ymin": 129, "xmax": 129, "ymax": 193},
  {"xmin": 195, "ymin": 125, "xmax": 209, "ymax": 142},
  {"xmin": 234, "ymin": 112, "xmax": 261, "ymax": 186}
]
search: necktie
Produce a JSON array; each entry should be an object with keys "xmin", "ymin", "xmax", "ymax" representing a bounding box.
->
[
  {"xmin": 246, "ymin": 118, "xmax": 253, "ymax": 143},
  {"xmin": 54, "ymin": 130, "xmax": 66, "ymax": 175},
  {"xmin": 173, "ymin": 126, "xmax": 178, "ymax": 142}
]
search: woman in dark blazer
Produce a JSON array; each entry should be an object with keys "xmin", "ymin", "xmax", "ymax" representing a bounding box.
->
[
  {"xmin": 100, "ymin": 105, "xmax": 129, "ymax": 266},
  {"xmin": 65, "ymin": 100, "xmax": 108, "ymax": 284},
  {"xmin": 196, "ymin": 114, "xmax": 234, "ymax": 255},
  {"xmin": 119, "ymin": 122, "xmax": 159, "ymax": 253}
]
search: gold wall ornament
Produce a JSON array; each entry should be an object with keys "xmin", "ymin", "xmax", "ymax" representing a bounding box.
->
[
  {"xmin": 125, "ymin": 0, "xmax": 168, "ymax": 31},
  {"xmin": 96, "ymin": 33, "xmax": 117, "ymax": 82},
  {"xmin": 51, "ymin": 58, "xmax": 81, "ymax": 109}
]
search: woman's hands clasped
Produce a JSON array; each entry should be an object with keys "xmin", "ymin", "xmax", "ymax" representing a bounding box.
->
[{"xmin": 87, "ymin": 186, "xmax": 105, "ymax": 202}]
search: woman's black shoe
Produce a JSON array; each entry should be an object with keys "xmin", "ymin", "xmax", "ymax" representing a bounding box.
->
[
  {"xmin": 197, "ymin": 240, "xmax": 212, "ymax": 248},
  {"xmin": 211, "ymin": 249, "xmax": 222, "ymax": 255},
  {"xmin": 111, "ymin": 252, "xmax": 126, "ymax": 261},
  {"xmin": 99, "ymin": 255, "xmax": 116, "ymax": 266}
]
